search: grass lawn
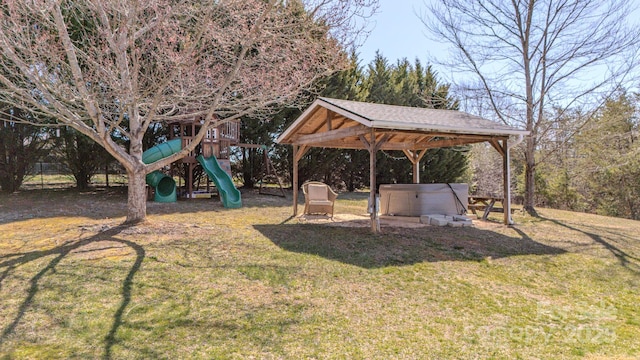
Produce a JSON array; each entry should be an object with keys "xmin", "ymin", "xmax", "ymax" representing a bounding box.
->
[{"xmin": 0, "ymin": 188, "xmax": 639, "ymax": 359}]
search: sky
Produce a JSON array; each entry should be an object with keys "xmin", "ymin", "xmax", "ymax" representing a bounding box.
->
[
  {"xmin": 358, "ymin": 1, "xmax": 640, "ymax": 72},
  {"xmin": 356, "ymin": 0, "xmax": 640, "ymax": 103},
  {"xmin": 357, "ymin": 0, "xmax": 446, "ymax": 66}
]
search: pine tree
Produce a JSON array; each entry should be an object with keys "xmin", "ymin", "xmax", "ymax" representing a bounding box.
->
[
  {"xmin": 364, "ymin": 54, "xmax": 468, "ymax": 186},
  {"xmin": 56, "ymin": 127, "xmax": 109, "ymax": 190},
  {"xmin": 244, "ymin": 52, "xmax": 468, "ymax": 191}
]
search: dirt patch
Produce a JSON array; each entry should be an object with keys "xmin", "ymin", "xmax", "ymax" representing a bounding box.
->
[{"xmin": 298, "ymin": 214, "xmax": 438, "ymax": 229}]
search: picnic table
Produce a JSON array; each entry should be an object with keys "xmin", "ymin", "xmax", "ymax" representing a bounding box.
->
[{"xmin": 468, "ymin": 196, "xmax": 504, "ymax": 221}]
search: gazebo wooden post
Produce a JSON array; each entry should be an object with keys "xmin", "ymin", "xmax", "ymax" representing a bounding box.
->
[
  {"xmin": 490, "ymin": 137, "xmax": 512, "ymax": 225},
  {"xmin": 369, "ymin": 130, "xmax": 379, "ymax": 233},
  {"xmin": 403, "ymin": 150, "xmax": 427, "ymax": 184},
  {"xmin": 292, "ymin": 145, "xmax": 299, "ymax": 216},
  {"xmin": 361, "ymin": 130, "xmax": 390, "ymax": 233},
  {"xmin": 292, "ymin": 144, "xmax": 309, "ymax": 216},
  {"xmin": 501, "ymin": 138, "xmax": 511, "ymax": 225}
]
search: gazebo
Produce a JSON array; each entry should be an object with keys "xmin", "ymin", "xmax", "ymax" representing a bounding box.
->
[{"xmin": 276, "ymin": 97, "xmax": 530, "ymax": 232}]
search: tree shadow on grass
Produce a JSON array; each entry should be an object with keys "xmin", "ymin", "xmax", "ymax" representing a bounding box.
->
[
  {"xmin": 0, "ymin": 187, "xmax": 294, "ymax": 225},
  {"xmin": 254, "ymin": 223, "xmax": 566, "ymax": 268},
  {"xmin": 0, "ymin": 225, "xmax": 145, "ymax": 359},
  {"xmin": 539, "ymin": 216, "xmax": 640, "ymax": 274}
]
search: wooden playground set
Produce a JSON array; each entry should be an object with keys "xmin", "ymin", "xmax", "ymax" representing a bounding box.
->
[{"xmin": 143, "ymin": 117, "xmax": 285, "ymax": 208}]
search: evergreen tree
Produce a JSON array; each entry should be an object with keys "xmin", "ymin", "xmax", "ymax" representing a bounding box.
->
[
  {"xmin": 239, "ymin": 112, "xmax": 290, "ymax": 188},
  {"xmin": 364, "ymin": 54, "xmax": 468, "ymax": 187},
  {"xmin": 56, "ymin": 127, "xmax": 107, "ymax": 190},
  {"xmin": 575, "ymin": 93, "xmax": 640, "ymax": 219},
  {"xmin": 242, "ymin": 52, "xmax": 467, "ymax": 191},
  {"xmin": 366, "ymin": 52, "xmax": 396, "ymax": 104},
  {"xmin": 0, "ymin": 108, "xmax": 53, "ymax": 192},
  {"xmin": 246, "ymin": 53, "xmax": 369, "ymax": 190},
  {"xmin": 312, "ymin": 53, "xmax": 369, "ymax": 190}
]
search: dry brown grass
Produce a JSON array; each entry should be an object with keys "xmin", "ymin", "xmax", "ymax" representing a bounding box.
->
[{"xmin": 0, "ymin": 188, "xmax": 639, "ymax": 359}]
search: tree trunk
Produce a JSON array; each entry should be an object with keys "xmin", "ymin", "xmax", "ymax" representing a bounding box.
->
[
  {"xmin": 125, "ymin": 167, "xmax": 147, "ymax": 224},
  {"xmin": 523, "ymin": 137, "xmax": 538, "ymax": 216},
  {"xmin": 0, "ymin": 161, "xmax": 26, "ymax": 193},
  {"xmin": 75, "ymin": 169, "xmax": 91, "ymax": 190},
  {"xmin": 105, "ymin": 161, "xmax": 110, "ymax": 188}
]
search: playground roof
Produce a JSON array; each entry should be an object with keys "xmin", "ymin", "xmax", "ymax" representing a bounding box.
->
[{"xmin": 276, "ymin": 97, "xmax": 529, "ymax": 150}]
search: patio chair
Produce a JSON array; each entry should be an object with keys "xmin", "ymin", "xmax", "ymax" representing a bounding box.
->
[{"xmin": 302, "ymin": 181, "xmax": 338, "ymax": 218}]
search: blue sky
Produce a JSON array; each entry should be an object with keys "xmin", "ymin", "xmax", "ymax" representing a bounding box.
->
[
  {"xmin": 357, "ymin": 0, "xmax": 444, "ymax": 66},
  {"xmin": 356, "ymin": 0, "xmax": 640, "ymax": 98}
]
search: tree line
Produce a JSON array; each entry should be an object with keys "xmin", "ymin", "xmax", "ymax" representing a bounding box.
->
[
  {"xmin": 239, "ymin": 52, "xmax": 468, "ymax": 192},
  {"xmin": 424, "ymin": 0, "xmax": 640, "ymax": 215},
  {"xmin": 534, "ymin": 92, "xmax": 640, "ymax": 219},
  {"xmin": 1, "ymin": 52, "xmax": 468, "ymax": 193},
  {"xmin": 2, "ymin": 0, "xmax": 640, "ymax": 222},
  {"xmin": 0, "ymin": 0, "xmax": 379, "ymax": 222},
  {"xmin": 4, "ymin": 50, "xmax": 639, "ymax": 221}
]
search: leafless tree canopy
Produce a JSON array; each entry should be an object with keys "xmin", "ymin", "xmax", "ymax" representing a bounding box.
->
[{"xmin": 0, "ymin": 0, "xmax": 377, "ymax": 221}]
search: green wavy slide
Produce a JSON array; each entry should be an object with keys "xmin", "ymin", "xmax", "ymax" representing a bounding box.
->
[{"xmin": 196, "ymin": 155, "xmax": 242, "ymax": 208}]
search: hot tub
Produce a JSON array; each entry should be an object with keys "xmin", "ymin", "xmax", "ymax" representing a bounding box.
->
[{"xmin": 379, "ymin": 183, "xmax": 468, "ymax": 217}]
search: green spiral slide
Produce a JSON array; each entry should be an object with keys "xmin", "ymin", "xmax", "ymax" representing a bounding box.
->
[
  {"xmin": 142, "ymin": 138, "xmax": 242, "ymax": 208},
  {"xmin": 142, "ymin": 138, "xmax": 182, "ymax": 203},
  {"xmin": 196, "ymin": 155, "xmax": 242, "ymax": 208}
]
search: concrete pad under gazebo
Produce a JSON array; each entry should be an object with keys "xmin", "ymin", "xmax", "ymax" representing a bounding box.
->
[{"xmin": 276, "ymin": 97, "xmax": 530, "ymax": 233}]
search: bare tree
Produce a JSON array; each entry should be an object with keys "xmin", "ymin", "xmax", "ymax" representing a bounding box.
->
[
  {"xmin": 0, "ymin": 0, "xmax": 377, "ymax": 223},
  {"xmin": 422, "ymin": 0, "xmax": 640, "ymax": 215}
]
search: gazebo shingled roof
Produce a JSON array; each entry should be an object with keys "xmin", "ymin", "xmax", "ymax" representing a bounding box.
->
[
  {"xmin": 276, "ymin": 97, "xmax": 530, "ymax": 232},
  {"xmin": 277, "ymin": 97, "xmax": 528, "ymax": 149}
]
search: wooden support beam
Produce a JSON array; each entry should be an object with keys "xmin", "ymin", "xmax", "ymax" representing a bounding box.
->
[
  {"xmin": 292, "ymin": 143, "xmax": 310, "ymax": 216},
  {"xmin": 294, "ymin": 125, "xmax": 370, "ymax": 145},
  {"xmin": 359, "ymin": 134, "xmax": 371, "ymax": 150},
  {"xmin": 401, "ymin": 149, "xmax": 428, "ymax": 164},
  {"xmin": 237, "ymin": 143, "xmax": 266, "ymax": 149},
  {"xmin": 292, "ymin": 144, "xmax": 312, "ymax": 215},
  {"xmin": 402, "ymin": 149, "xmax": 428, "ymax": 183},
  {"xmin": 415, "ymin": 135, "xmax": 435, "ymax": 144},
  {"xmin": 487, "ymin": 136, "xmax": 512, "ymax": 224},
  {"xmin": 373, "ymin": 133, "xmax": 390, "ymax": 152},
  {"xmin": 409, "ymin": 136, "xmax": 435, "ymax": 149},
  {"xmin": 306, "ymin": 109, "xmax": 332, "ymax": 135},
  {"xmin": 402, "ymin": 149, "xmax": 417, "ymax": 164},
  {"xmin": 331, "ymin": 117, "xmax": 348, "ymax": 130},
  {"xmin": 490, "ymin": 138, "xmax": 506, "ymax": 157},
  {"xmin": 384, "ymin": 133, "xmax": 397, "ymax": 144},
  {"xmin": 412, "ymin": 159, "xmax": 420, "ymax": 184},
  {"xmin": 415, "ymin": 149, "xmax": 428, "ymax": 162},
  {"xmin": 294, "ymin": 144, "xmax": 309, "ymax": 162},
  {"xmin": 419, "ymin": 137, "xmax": 487, "ymax": 149},
  {"xmin": 292, "ymin": 137, "xmax": 490, "ymax": 151},
  {"xmin": 315, "ymin": 137, "xmax": 487, "ymax": 151},
  {"xmin": 286, "ymin": 132, "xmax": 505, "ymax": 151},
  {"xmin": 306, "ymin": 111, "xmax": 349, "ymax": 136},
  {"xmin": 371, "ymin": 129, "xmax": 498, "ymax": 140}
]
